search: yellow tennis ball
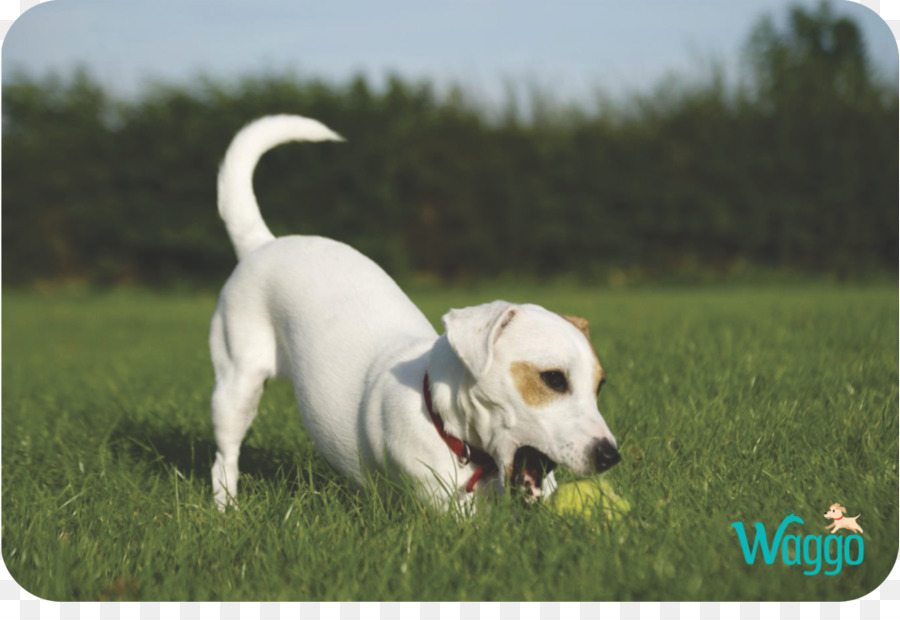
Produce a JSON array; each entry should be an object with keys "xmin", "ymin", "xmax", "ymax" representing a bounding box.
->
[{"xmin": 550, "ymin": 478, "xmax": 630, "ymax": 520}]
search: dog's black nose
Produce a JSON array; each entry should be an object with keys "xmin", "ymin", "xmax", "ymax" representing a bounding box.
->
[{"xmin": 591, "ymin": 438, "xmax": 621, "ymax": 473}]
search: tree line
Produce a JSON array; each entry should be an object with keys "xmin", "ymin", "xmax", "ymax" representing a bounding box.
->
[{"xmin": 3, "ymin": 2, "xmax": 896, "ymax": 289}]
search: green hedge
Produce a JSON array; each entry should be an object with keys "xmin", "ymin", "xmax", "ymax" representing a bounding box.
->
[{"xmin": 3, "ymin": 3, "xmax": 896, "ymax": 288}]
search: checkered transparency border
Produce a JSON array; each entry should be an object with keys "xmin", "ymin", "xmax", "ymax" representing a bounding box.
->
[{"xmin": 0, "ymin": 0, "xmax": 898, "ymax": 617}]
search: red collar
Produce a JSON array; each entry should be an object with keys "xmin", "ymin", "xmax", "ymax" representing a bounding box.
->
[
  {"xmin": 423, "ymin": 373, "xmax": 497, "ymax": 492},
  {"xmin": 833, "ymin": 514, "xmax": 843, "ymax": 520}
]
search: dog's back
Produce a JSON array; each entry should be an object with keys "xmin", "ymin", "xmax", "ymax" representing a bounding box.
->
[{"xmin": 216, "ymin": 234, "xmax": 435, "ymax": 452}]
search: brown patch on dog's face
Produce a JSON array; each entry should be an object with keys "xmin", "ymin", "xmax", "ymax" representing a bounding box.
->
[
  {"xmin": 510, "ymin": 361, "xmax": 567, "ymax": 407},
  {"xmin": 559, "ymin": 314, "xmax": 605, "ymax": 395}
]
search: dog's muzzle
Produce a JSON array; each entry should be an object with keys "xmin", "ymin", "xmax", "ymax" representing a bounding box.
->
[{"xmin": 590, "ymin": 438, "xmax": 621, "ymax": 473}]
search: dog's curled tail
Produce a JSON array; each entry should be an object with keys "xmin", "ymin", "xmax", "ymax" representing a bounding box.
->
[{"xmin": 217, "ymin": 115, "xmax": 345, "ymax": 260}]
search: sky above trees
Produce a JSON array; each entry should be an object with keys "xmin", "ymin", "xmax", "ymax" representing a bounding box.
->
[{"xmin": 3, "ymin": 0, "xmax": 897, "ymax": 106}]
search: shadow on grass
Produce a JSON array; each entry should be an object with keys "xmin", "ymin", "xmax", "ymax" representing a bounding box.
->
[{"xmin": 107, "ymin": 416, "xmax": 340, "ymax": 499}]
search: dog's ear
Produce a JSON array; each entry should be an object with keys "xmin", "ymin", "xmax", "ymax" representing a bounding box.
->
[
  {"xmin": 559, "ymin": 314, "xmax": 591, "ymax": 340},
  {"xmin": 443, "ymin": 301, "xmax": 517, "ymax": 379},
  {"xmin": 838, "ymin": 505, "xmax": 847, "ymax": 514}
]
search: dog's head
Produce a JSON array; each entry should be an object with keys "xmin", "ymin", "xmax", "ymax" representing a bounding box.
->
[
  {"xmin": 824, "ymin": 504, "xmax": 847, "ymax": 519},
  {"xmin": 443, "ymin": 300, "xmax": 619, "ymax": 499}
]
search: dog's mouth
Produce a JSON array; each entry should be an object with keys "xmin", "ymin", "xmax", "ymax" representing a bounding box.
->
[{"xmin": 510, "ymin": 446, "xmax": 557, "ymax": 501}]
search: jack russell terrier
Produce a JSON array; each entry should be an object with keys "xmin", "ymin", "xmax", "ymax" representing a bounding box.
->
[{"xmin": 210, "ymin": 115, "xmax": 620, "ymax": 512}]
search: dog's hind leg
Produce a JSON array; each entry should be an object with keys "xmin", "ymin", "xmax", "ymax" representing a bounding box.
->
[
  {"xmin": 210, "ymin": 309, "xmax": 275, "ymax": 511},
  {"xmin": 211, "ymin": 369, "xmax": 269, "ymax": 510}
]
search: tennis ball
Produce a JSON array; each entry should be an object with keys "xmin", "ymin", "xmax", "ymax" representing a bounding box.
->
[{"xmin": 549, "ymin": 478, "xmax": 630, "ymax": 521}]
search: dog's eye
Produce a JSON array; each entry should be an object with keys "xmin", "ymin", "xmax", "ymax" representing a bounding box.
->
[{"xmin": 540, "ymin": 370, "xmax": 569, "ymax": 393}]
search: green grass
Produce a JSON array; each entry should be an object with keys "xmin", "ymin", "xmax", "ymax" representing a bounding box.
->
[{"xmin": 2, "ymin": 284, "xmax": 897, "ymax": 601}]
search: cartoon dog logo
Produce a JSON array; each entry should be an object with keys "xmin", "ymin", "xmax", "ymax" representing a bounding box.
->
[{"xmin": 824, "ymin": 503, "xmax": 863, "ymax": 534}]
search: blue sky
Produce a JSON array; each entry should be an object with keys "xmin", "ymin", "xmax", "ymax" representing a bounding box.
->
[{"xmin": 2, "ymin": 0, "xmax": 897, "ymax": 106}]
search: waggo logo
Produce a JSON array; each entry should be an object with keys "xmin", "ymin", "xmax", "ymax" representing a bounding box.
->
[{"xmin": 730, "ymin": 514, "xmax": 864, "ymax": 576}]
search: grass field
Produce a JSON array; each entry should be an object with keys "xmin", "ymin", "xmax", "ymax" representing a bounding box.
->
[{"xmin": 1, "ymin": 284, "xmax": 897, "ymax": 601}]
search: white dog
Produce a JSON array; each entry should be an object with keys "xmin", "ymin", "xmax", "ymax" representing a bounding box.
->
[{"xmin": 210, "ymin": 115, "xmax": 620, "ymax": 512}]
